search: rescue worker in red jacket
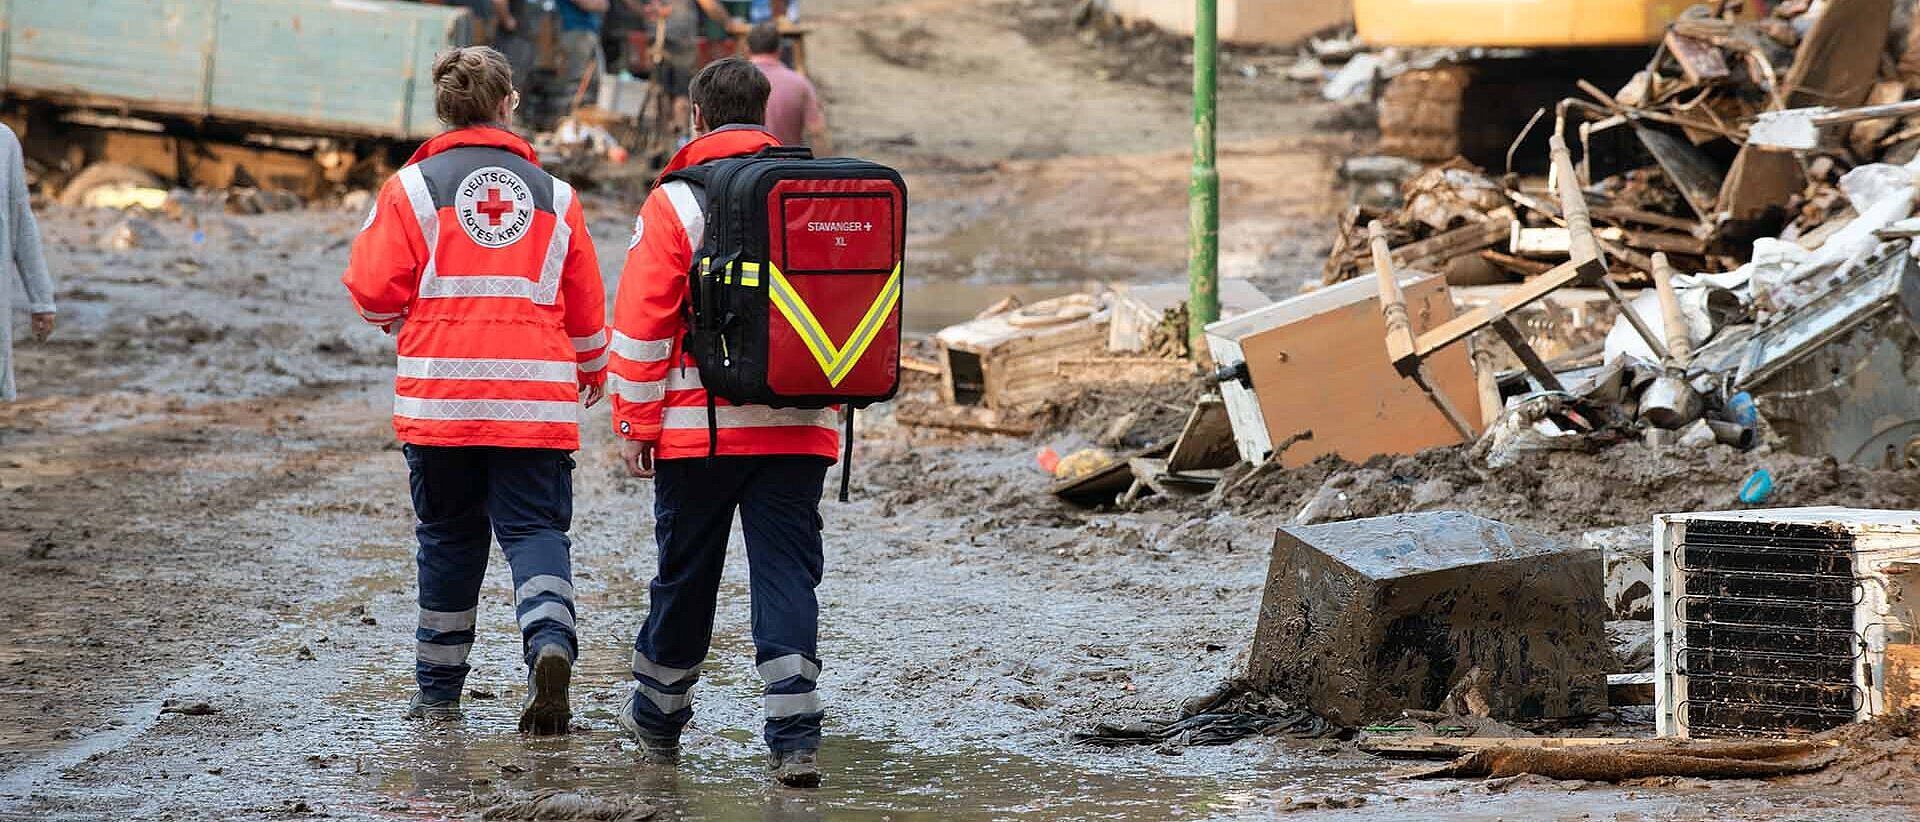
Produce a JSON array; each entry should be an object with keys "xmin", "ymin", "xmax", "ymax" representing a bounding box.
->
[
  {"xmin": 342, "ymin": 46, "xmax": 608, "ymax": 735},
  {"xmin": 608, "ymin": 57, "xmax": 833, "ymax": 787}
]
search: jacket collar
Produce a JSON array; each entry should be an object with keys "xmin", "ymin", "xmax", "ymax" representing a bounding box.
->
[
  {"xmin": 407, "ymin": 124, "xmax": 540, "ymax": 166},
  {"xmin": 657, "ymin": 125, "xmax": 780, "ymax": 183}
]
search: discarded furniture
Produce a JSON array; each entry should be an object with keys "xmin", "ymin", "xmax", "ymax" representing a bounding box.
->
[
  {"xmin": 1203, "ymin": 271, "xmax": 1482, "ymax": 467},
  {"xmin": 1655, "ymin": 507, "xmax": 1920, "ymax": 739},
  {"xmin": 934, "ymin": 294, "xmax": 1109, "ymax": 411},
  {"xmin": 1367, "ymin": 129, "xmax": 1667, "ymax": 443},
  {"xmin": 1247, "ymin": 511, "xmax": 1612, "ymax": 724},
  {"xmin": 1107, "ymin": 279, "xmax": 1268, "ymax": 355},
  {"xmin": 1116, "ymin": 397, "xmax": 1237, "ymax": 504},
  {"xmin": 1730, "ymin": 247, "xmax": 1920, "ymax": 467}
]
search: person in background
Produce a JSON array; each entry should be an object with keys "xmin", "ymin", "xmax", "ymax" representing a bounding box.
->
[
  {"xmin": 341, "ymin": 46, "xmax": 608, "ymax": 734},
  {"xmin": 553, "ymin": 0, "xmax": 609, "ymax": 118},
  {"xmin": 420, "ymin": 0, "xmax": 501, "ymax": 43},
  {"xmin": 650, "ymin": 0, "xmax": 748, "ymax": 146},
  {"xmin": 603, "ymin": 0, "xmax": 649, "ymax": 76},
  {"xmin": 746, "ymin": 22, "xmax": 827, "ymax": 153},
  {"xmin": 495, "ymin": 0, "xmax": 606, "ymax": 129},
  {"xmin": 0, "ymin": 124, "xmax": 53, "ymax": 403}
]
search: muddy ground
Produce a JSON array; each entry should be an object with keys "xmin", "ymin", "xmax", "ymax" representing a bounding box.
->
[{"xmin": 5, "ymin": 0, "xmax": 1920, "ymax": 820}]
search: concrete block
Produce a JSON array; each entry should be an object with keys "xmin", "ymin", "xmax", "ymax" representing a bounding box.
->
[{"xmin": 1247, "ymin": 511, "xmax": 1612, "ymax": 724}]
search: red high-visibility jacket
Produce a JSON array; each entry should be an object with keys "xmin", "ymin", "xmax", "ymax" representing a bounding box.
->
[
  {"xmin": 609, "ymin": 126, "xmax": 839, "ymax": 460},
  {"xmin": 343, "ymin": 126, "xmax": 607, "ymax": 451}
]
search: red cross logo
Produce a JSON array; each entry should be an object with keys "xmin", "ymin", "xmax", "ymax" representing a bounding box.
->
[{"xmin": 476, "ymin": 187, "xmax": 515, "ymax": 226}]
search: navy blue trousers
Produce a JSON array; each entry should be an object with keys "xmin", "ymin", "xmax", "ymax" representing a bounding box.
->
[
  {"xmin": 405, "ymin": 444, "xmax": 578, "ymax": 702},
  {"xmin": 628, "ymin": 455, "xmax": 830, "ymax": 754}
]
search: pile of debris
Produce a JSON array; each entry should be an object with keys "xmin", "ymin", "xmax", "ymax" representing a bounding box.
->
[
  {"xmin": 1285, "ymin": 0, "xmax": 1920, "ymax": 476},
  {"xmin": 1329, "ymin": 0, "xmax": 1920, "ymax": 295}
]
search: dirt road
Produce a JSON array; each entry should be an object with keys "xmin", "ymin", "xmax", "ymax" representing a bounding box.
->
[{"xmin": 5, "ymin": 0, "xmax": 1919, "ymax": 820}]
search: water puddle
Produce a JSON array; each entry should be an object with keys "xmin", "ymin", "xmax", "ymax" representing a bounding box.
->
[
  {"xmin": 315, "ymin": 571, "xmax": 1385, "ymax": 822},
  {"xmin": 351, "ymin": 715, "xmax": 1377, "ymax": 821}
]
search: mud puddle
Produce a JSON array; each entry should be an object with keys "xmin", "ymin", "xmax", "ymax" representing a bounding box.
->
[
  {"xmin": 354, "ymin": 720, "xmax": 1374, "ymax": 821},
  {"xmin": 309, "ymin": 529, "xmax": 1383, "ymax": 822}
]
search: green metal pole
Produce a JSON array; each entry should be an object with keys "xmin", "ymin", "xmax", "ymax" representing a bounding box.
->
[{"xmin": 1187, "ymin": 0, "xmax": 1220, "ymax": 359}]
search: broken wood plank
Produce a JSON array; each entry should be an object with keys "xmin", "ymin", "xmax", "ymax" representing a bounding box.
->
[
  {"xmin": 1479, "ymin": 249, "xmax": 1551, "ymax": 277},
  {"xmin": 1351, "ymin": 209, "xmax": 1514, "ymax": 274},
  {"xmin": 1664, "ymin": 31, "xmax": 1730, "ymax": 86},
  {"xmin": 1124, "ymin": 457, "xmax": 1221, "ymax": 497},
  {"xmin": 1783, "ymin": 0, "xmax": 1893, "ymax": 109},
  {"xmin": 1718, "ymin": 146, "xmax": 1804, "ymax": 223},
  {"xmin": 1165, "ymin": 397, "xmax": 1237, "ymax": 473},
  {"xmin": 1635, "ymin": 123, "xmax": 1727, "ymax": 222},
  {"xmin": 1051, "ymin": 457, "xmax": 1135, "ymax": 505},
  {"xmin": 1621, "ymin": 229, "xmax": 1708, "ymax": 255},
  {"xmin": 901, "ymin": 355, "xmax": 944, "ymax": 375},
  {"xmin": 1412, "ymin": 257, "xmax": 1602, "ymax": 359},
  {"xmin": 1592, "ymin": 204, "xmax": 1701, "ymax": 235},
  {"xmin": 1360, "ymin": 735, "xmax": 1646, "ymax": 758}
]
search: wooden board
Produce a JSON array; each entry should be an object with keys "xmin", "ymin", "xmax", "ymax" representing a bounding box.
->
[
  {"xmin": 936, "ymin": 296, "xmax": 1111, "ymax": 411},
  {"xmin": 1238, "ymin": 274, "xmax": 1483, "ymax": 468},
  {"xmin": 1664, "ymin": 31, "xmax": 1729, "ymax": 85},
  {"xmin": 1635, "ymin": 124, "xmax": 1726, "ymax": 222},
  {"xmin": 1359, "ymin": 735, "xmax": 1644, "ymax": 758},
  {"xmin": 1783, "ymin": 0, "xmax": 1893, "ymax": 109},
  {"xmin": 1719, "ymin": 145, "xmax": 1806, "ymax": 223},
  {"xmin": 1165, "ymin": 397, "xmax": 1236, "ymax": 473}
]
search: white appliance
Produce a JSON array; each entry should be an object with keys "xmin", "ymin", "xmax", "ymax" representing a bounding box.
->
[{"xmin": 1655, "ymin": 507, "xmax": 1920, "ymax": 738}]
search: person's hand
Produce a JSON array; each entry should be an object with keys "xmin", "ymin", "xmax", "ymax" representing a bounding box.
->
[
  {"xmin": 621, "ymin": 438, "xmax": 657, "ymax": 478},
  {"xmin": 500, "ymin": 9, "xmax": 518, "ymax": 31},
  {"xmin": 582, "ymin": 382, "xmax": 605, "ymax": 408},
  {"xmin": 29, "ymin": 312, "xmax": 53, "ymax": 342},
  {"xmin": 725, "ymin": 17, "xmax": 749, "ymax": 35}
]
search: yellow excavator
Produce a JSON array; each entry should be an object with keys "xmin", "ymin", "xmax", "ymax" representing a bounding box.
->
[{"xmin": 1357, "ymin": 0, "xmax": 1691, "ymax": 169}]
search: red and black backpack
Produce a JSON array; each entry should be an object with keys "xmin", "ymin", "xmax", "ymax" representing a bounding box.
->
[{"xmin": 662, "ymin": 145, "xmax": 907, "ymax": 500}]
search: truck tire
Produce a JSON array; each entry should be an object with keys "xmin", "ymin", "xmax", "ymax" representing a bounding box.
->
[{"xmin": 58, "ymin": 162, "xmax": 168, "ymax": 208}]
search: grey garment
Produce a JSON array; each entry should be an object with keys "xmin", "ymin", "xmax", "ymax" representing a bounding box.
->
[{"xmin": 0, "ymin": 124, "xmax": 53, "ymax": 402}]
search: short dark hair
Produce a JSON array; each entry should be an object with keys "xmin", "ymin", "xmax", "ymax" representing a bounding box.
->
[
  {"xmin": 690, "ymin": 56, "xmax": 770, "ymax": 129},
  {"xmin": 747, "ymin": 22, "xmax": 781, "ymax": 56}
]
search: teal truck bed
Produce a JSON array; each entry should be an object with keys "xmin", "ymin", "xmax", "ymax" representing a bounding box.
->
[{"xmin": 0, "ymin": 0, "xmax": 470, "ymax": 140}]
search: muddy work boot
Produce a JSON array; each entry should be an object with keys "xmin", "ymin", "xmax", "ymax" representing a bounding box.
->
[
  {"xmin": 517, "ymin": 644, "xmax": 573, "ymax": 735},
  {"xmin": 768, "ymin": 749, "xmax": 821, "ymax": 788},
  {"xmin": 405, "ymin": 692, "xmax": 462, "ymax": 722},
  {"xmin": 617, "ymin": 690, "xmax": 681, "ymax": 765}
]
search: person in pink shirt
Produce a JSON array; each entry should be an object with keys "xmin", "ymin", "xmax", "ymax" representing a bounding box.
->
[{"xmin": 746, "ymin": 23, "xmax": 830, "ymax": 153}]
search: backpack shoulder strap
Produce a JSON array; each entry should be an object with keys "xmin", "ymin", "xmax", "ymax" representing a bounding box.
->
[{"xmin": 659, "ymin": 163, "xmax": 712, "ymax": 189}]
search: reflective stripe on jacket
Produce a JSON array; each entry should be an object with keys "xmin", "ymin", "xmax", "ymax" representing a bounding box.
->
[
  {"xmin": 343, "ymin": 126, "xmax": 607, "ymax": 450},
  {"xmin": 609, "ymin": 126, "xmax": 839, "ymax": 460}
]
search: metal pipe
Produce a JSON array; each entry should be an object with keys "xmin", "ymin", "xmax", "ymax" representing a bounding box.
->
[
  {"xmin": 1707, "ymin": 420, "xmax": 1757, "ymax": 450},
  {"xmin": 1186, "ymin": 0, "xmax": 1220, "ymax": 359}
]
